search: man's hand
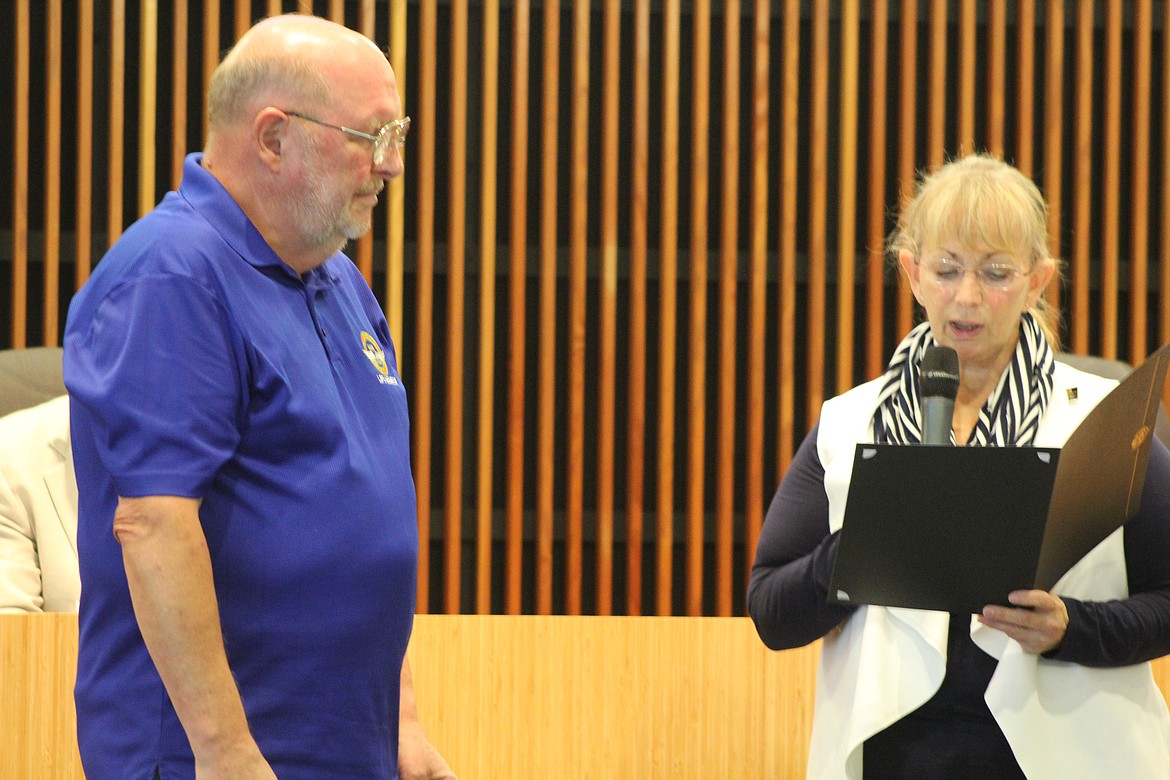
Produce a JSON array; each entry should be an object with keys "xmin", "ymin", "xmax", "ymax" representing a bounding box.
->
[
  {"xmin": 398, "ymin": 719, "xmax": 456, "ymax": 780},
  {"xmin": 978, "ymin": 589, "xmax": 1069, "ymax": 655}
]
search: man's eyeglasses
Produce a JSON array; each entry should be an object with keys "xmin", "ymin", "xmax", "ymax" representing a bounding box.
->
[
  {"xmin": 917, "ymin": 257, "xmax": 1031, "ymax": 291},
  {"xmin": 283, "ymin": 110, "xmax": 410, "ymax": 166}
]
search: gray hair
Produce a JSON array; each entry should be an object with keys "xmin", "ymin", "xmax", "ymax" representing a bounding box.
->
[{"xmin": 207, "ymin": 52, "xmax": 332, "ymax": 130}]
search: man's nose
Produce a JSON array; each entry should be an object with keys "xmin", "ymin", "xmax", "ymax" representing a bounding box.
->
[{"xmin": 374, "ymin": 144, "xmax": 404, "ymax": 180}]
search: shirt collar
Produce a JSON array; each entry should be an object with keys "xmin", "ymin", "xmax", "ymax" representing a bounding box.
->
[{"xmin": 177, "ymin": 153, "xmax": 343, "ymax": 289}]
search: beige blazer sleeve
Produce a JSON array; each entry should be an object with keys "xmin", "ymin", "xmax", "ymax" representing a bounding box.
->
[{"xmin": 0, "ymin": 395, "xmax": 79, "ymax": 613}]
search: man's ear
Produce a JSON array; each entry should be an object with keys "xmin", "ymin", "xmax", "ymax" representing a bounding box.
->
[{"xmin": 255, "ymin": 108, "xmax": 288, "ymax": 172}]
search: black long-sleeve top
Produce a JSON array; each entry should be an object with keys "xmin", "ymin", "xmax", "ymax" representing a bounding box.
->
[{"xmin": 748, "ymin": 424, "xmax": 1170, "ymax": 778}]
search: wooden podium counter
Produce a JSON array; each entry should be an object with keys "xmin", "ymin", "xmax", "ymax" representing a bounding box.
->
[{"xmin": 4, "ymin": 613, "xmax": 1170, "ymax": 779}]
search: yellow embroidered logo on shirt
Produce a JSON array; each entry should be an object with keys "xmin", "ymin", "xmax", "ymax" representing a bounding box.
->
[{"xmin": 360, "ymin": 331, "xmax": 389, "ymax": 376}]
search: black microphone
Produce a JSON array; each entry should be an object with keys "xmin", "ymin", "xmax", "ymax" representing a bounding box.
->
[{"xmin": 920, "ymin": 345, "xmax": 960, "ymax": 445}]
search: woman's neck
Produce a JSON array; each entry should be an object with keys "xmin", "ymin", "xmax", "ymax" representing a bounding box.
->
[{"xmin": 950, "ymin": 361, "xmax": 1008, "ymax": 445}]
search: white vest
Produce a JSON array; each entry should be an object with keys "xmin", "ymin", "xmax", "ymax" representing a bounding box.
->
[{"xmin": 807, "ymin": 363, "xmax": 1170, "ymax": 780}]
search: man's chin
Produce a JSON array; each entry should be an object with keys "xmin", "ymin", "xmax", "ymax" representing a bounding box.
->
[{"xmin": 339, "ymin": 216, "xmax": 374, "ymax": 243}]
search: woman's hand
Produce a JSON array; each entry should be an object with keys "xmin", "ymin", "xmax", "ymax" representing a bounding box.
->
[{"xmin": 978, "ymin": 589, "xmax": 1069, "ymax": 655}]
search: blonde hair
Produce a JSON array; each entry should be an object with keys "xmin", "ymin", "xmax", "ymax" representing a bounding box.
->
[{"xmin": 888, "ymin": 153, "xmax": 1063, "ymax": 348}]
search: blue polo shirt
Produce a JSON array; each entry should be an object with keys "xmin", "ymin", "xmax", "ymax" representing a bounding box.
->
[{"xmin": 64, "ymin": 154, "xmax": 418, "ymax": 779}]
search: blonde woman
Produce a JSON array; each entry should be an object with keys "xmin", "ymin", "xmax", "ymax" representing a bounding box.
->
[{"xmin": 749, "ymin": 154, "xmax": 1170, "ymax": 780}]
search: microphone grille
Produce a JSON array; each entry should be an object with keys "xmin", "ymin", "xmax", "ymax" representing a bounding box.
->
[{"xmin": 921, "ymin": 345, "xmax": 960, "ymax": 399}]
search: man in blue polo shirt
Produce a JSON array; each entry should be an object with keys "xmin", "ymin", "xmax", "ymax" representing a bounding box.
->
[{"xmin": 63, "ymin": 15, "xmax": 453, "ymax": 780}]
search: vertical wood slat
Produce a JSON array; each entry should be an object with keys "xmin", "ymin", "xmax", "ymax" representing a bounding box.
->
[
  {"xmin": 329, "ymin": 0, "xmax": 345, "ymax": 23},
  {"xmin": 475, "ymin": 0, "xmax": 500, "ymax": 615},
  {"xmin": 1016, "ymin": 0, "xmax": 1036, "ymax": 176},
  {"xmin": 139, "ymin": 1, "xmax": 158, "ymax": 219},
  {"xmin": 269, "ymin": 0, "xmax": 284, "ymax": 17},
  {"xmin": 536, "ymin": 0, "xmax": 560, "ymax": 616},
  {"xmin": 1163, "ymin": 0, "xmax": 1170, "ymax": 368},
  {"xmin": 76, "ymin": 0, "xmax": 95, "ymax": 288},
  {"xmin": 835, "ymin": 1, "xmax": 858, "ymax": 396},
  {"xmin": 926, "ymin": 0, "xmax": 946, "ymax": 169},
  {"xmin": 658, "ymin": 0, "xmax": 680, "ymax": 616},
  {"xmin": 1071, "ymin": 0, "xmax": 1093, "ymax": 355},
  {"xmin": 958, "ymin": 0, "xmax": 976, "ymax": 155},
  {"xmin": 745, "ymin": 0, "xmax": 771, "ymax": 597},
  {"xmin": 109, "ymin": 0, "xmax": 126, "ymax": 247},
  {"xmin": 1101, "ymin": 1, "xmax": 1122, "ymax": 359},
  {"xmin": 686, "ymin": 0, "xmax": 712, "ymax": 615},
  {"xmin": 805, "ymin": 1, "xmax": 828, "ymax": 430},
  {"xmin": 625, "ymin": 0, "xmax": 650, "ymax": 616},
  {"xmin": 1044, "ymin": 0, "xmax": 1064, "ymax": 319},
  {"xmin": 385, "ymin": 0, "xmax": 408, "ymax": 357},
  {"xmin": 444, "ymin": 0, "xmax": 469, "ymax": 614},
  {"xmin": 985, "ymin": 0, "xmax": 1005, "ymax": 156},
  {"xmin": 895, "ymin": 0, "xmax": 916, "ymax": 347},
  {"xmin": 236, "ymin": 0, "xmax": 252, "ymax": 40},
  {"xmin": 777, "ymin": 0, "xmax": 800, "ymax": 476},
  {"xmin": 12, "ymin": 1, "xmax": 30, "ymax": 348},
  {"xmin": 43, "ymin": 0, "xmax": 63, "ymax": 346},
  {"xmin": 565, "ymin": 0, "xmax": 591, "ymax": 616},
  {"xmin": 201, "ymin": 0, "xmax": 218, "ymax": 145},
  {"xmin": 414, "ymin": 0, "xmax": 438, "ymax": 613},
  {"xmin": 505, "ymin": 0, "xmax": 531, "ymax": 615},
  {"xmin": 595, "ymin": 0, "xmax": 621, "ymax": 617},
  {"xmin": 864, "ymin": 0, "xmax": 889, "ymax": 381},
  {"xmin": 171, "ymin": 0, "xmax": 188, "ymax": 190},
  {"xmin": 715, "ymin": 0, "xmax": 741, "ymax": 618},
  {"xmin": 355, "ymin": 239, "xmax": 375, "ymax": 292},
  {"xmin": 1129, "ymin": 0, "xmax": 1152, "ymax": 361},
  {"xmin": 354, "ymin": 3, "xmax": 376, "ymax": 285}
]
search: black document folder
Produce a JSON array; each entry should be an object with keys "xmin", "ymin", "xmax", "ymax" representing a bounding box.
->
[{"xmin": 828, "ymin": 341, "xmax": 1170, "ymax": 614}]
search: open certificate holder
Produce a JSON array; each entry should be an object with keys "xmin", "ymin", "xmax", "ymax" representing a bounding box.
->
[{"xmin": 829, "ymin": 341, "xmax": 1170, "ymax": 615}]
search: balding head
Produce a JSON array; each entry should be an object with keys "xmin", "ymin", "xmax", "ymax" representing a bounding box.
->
[
  {"xmin": 208, "ymin": 15, "xmax": 389, "ymax": 132},
  {"xmin": 201, "ymin": 14, "xmax": 403, "ymax": 273}
]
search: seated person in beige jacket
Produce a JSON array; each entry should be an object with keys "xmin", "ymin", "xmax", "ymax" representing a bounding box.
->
[{"xmin": 0, "ymin": 395, "xmax": 78, "ymax": 612}]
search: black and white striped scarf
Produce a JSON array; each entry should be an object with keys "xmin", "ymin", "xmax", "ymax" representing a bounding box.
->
[{"xmin": 871, "ymin": 313, "xmax": 1055, "ymax": 446}]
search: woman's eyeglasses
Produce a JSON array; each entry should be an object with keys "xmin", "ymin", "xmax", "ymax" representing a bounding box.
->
[{"xmin": 918, "ymin": 257, "xmax": 1031, "ymax": 291}]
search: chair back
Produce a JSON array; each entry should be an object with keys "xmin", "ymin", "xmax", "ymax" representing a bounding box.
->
[{"xmin": 0, "ymin": 347, "xmax": 66, "ymax": 418}]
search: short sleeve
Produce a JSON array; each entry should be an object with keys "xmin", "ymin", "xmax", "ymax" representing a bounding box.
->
[{"xmin": 65, "ymin": 275, "xmax": 245, "ymax": 498}]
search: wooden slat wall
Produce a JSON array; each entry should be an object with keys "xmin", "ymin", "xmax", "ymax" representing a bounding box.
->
[
  {"xmin": 8, "ymin": 1, "xmax": 1170, "ymax": 617},
  {"xmin": 745, "ymin": 0, "xmax": 770, "ymax": 608},
  {"xmin": 413, "ymin": 0, "xmax": 437, "ymax": 612},
  {"xmin": 11, "ymin": 1, "xmax": 29, "ymax": 349},
  {"xmin": 777, "ymin": 0, "xmax": 800, "ymax": 475},
  {"xmin": 1164, "ymin": 0, "xmax": 1170, "ymax": 411},
  {"xmin": 75, "ymin": 1, "xmax": 94, "ymax": 289},
  {"xmin": 896, "ymin": 0, "xmax": 918, "ymax": 339},
  {"xmin": 626, "ymin": 0, "xmax": 649, "ymax": 616},
  {"xmin": 716, "ymin": 0, "xmax": 741, "ymax": 618},
  {"xmin": 43, "ymin": 0, "xmax": 62, "ymax": 347},
  {"xmin": 443, "ymin": 0, "xmax": 468, "ymax": 615},
  {"xmin": 864, "ymin": 0, "xmax": 889, "ymax": 380},
  {"xmin": 597, "ymin": 0, "xmax": 620, "ymax": 617},
  {"xmin": 536, "ymin": 0, "xmax": 559, "ymax": 617},
  {"xmin": 475, "ymin": 0, "xmax": 500, "ymax": 615},
  {"xmin": 659, "ymin": 0, "xmax": 681, "ymax": 616},
  {"xmin": 1044, "ymin": 0, "xmax": 1064, "ymax": 318},
  {"xmin": 138, "ymin": 1, "xmax": 158, "ymax": 220},
  {"xmin": 505, "ymin": 0, "xmax": 530, "ymax": 615},
  {"xmin": 1072, "ymin": 0, "xmax": 1094, "ymax": 355}
]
